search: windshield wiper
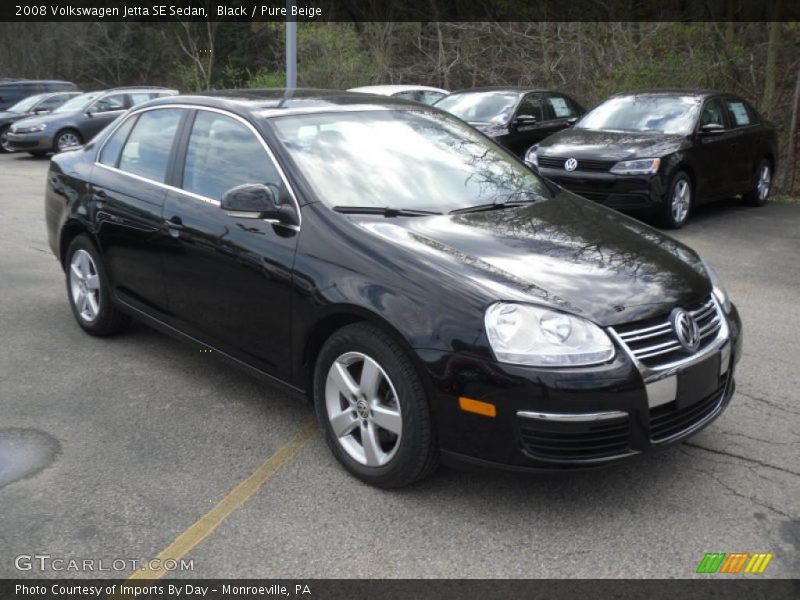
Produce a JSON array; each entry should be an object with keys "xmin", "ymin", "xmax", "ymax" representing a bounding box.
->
[
  {"xmin": 333, "ymin": 206, "xmax": 442, "ymax": 217},
  {"xmin": 449, "ymin": 200, "xmax": 534, "ymax": 215}
]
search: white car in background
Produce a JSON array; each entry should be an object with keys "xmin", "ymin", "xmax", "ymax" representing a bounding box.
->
[{"xmin": 347, "ymin": 85, "xmax": 449, "ymax": 105}]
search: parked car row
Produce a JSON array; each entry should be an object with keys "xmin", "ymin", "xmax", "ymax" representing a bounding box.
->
[{"xmin": 3, "ymin": 86, "xmax": 178, "ymax": 155}]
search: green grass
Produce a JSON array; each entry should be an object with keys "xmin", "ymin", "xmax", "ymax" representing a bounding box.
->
[{"xmin": 770, "ymin": 194, "xmax": 800, "ymax": 205}]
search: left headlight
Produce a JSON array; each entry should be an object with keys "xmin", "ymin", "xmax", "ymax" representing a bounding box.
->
[
  {"xmin": 702, "ymin": 259, "xmax": 732, "ymax": 313},
  {"xmin": 610, "ymin": 157, "xmax": 660, "ymax": 175},
  {"xmin": 14, "ymin": 123, "xmax": 47, "ymax": 134},
  {"xmin": 524, "ymin": 146, "xmax": 538, "ymax": 167},
  {"xmin": 485, "ymin": 302, "xmax": 615, "ymax": 367}
]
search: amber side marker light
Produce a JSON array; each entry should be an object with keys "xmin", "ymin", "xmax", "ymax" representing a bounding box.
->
[{"xmin": 458, "ymin": 397, "xmax": 497, "ymax": 418}]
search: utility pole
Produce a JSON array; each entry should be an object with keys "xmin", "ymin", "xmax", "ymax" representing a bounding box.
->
[{"xmin": 286, "ymin": 0, "xmax": 297, "ymax": 89}]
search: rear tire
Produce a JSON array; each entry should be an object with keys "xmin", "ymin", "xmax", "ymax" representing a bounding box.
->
[
  {"xmin": 659, "ymin": 171, "xmax": 692, "ymax": 229},
  {"xmin": 742, "ymin": 159, "xmax": 772, "ymax": 207},
  {"xmin": 64, "ymin": 234, "xmax": 130, "ymax": 336},
  {"xmin": 27, "ymin": 151, "xmax": 48, "ymax": 157},
  {"xmin": 313, "ymin": 323, "xmax": 438, "ymax": 488}
]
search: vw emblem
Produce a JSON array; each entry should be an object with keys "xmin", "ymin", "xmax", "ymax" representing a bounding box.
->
[
  {"xmin": 564, "ymin": 158, "xmax": 578, "ymax": 171},
  {"xmin": 671, "ymin": 308, "xmax": 700, "ymax": 352}
]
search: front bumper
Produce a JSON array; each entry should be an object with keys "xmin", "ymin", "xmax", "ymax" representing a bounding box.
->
[
  {"xmin": 537, "ymin": 167, "xmax": 666, "ymax": 211},
  {"xmin": 418, "ymin": 303, "xmax": 742, "ymax": 472},
  {"xmin": 5, "ymin": 130, "xmax": 54, "ymax": 152}
]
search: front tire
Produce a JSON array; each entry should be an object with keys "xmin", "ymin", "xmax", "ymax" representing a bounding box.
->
[
  {"xmin": 313, "ymin": 323, "xmax": 438, "ymax": 488},
  {"xmin": 742, "ymin": 159, "xmax": 772, "ymax": 207},
  {"xmin": 659, "ymin": 171, "xmax": 692, "ymax": 229},
  {"xmin": 65, "ymin": 235, "xmax": 130, "ymax": 336},
  {"xmin": 0, "ymin": 125, "xmax": 12, "ymax": 153},
  {"xmin": 54, "ymin": 129, "xmax": 82, "ymax": 152}
]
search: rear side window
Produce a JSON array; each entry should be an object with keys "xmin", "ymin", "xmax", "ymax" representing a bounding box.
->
[
  {"xmin": 182, "ymin": 111, "xmax": 280, "ymax": 201},
  {"xmin": 99, "ymin": 115, "xmax": 137, "ymax": 167},
  {"xmin": 546, "ymin": 94, "xmax": 581, "ymax": 119},
  {"xmin": 725, "ymin": 99, "xmax": 754, "ymax": 127},
  {"xmin": 118, "ymin": 109, "xmax": 183, "ymax": 182},
  {"xmin": 129, "ymin": 92, "xmax": 157, "ymax": 107}
]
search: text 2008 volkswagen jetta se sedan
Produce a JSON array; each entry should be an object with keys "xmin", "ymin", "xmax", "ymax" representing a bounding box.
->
[{"xmin": 45, "ymin": 90, "xmax": 742, "ymax": 488}]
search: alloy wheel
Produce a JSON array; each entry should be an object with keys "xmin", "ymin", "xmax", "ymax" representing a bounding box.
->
[
  {"xmin": 69, "ymin": 249, "xmax": 101, "ymax": 322},
  {"xmin": 756, "ymin": 164, "xmax": 771, "ymax": 202},
  {"xmin": 325, "ymin": 351, "xmax": 403, "ymax": 467},
  {"xmin": 56, "ymin": 132, "xmax": 81, "ymax": 151},
  {"xmin": 671, "ymin": 179, "xmax": 690, "ymax": 224}
]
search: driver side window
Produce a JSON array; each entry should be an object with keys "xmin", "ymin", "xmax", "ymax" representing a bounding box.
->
[
  {"xmin": 700, "ymin": 99, "xmax": 726, "ymax": 128},
  {"xmin": 516, "ymin": 94, "xmax": 545, "ymax": 121},
  {"xmin": 90, "ymin": 93, "xmax": 127, "ymax": 114}
]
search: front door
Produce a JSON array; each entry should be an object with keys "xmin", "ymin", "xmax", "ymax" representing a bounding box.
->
[
  {"xmin": 161, "ymin": 109, "xmax": 299, "ymax": 380},
  {"xmin": 82, "ymin": 92, "xmax": 129, "ymax": 140}
]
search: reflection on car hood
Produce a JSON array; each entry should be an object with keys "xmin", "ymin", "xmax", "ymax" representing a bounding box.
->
[
  {"xmin": 352, "ymin": 191, "xmax": 709, "ymax": 326},
  {"xmin": 536, "ymin": 127, "xmax": 687, "ymax": 161},
  {"xmin": 0, "ymin": 111, "xmax": 24, "ymax": 126}
]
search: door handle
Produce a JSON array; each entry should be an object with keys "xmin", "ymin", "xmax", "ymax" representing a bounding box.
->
[{"xmin": 166, "ymin": 216, "xmax": 184, "ymax": 229}]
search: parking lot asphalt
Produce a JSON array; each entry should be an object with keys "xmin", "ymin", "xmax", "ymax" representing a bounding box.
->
[{"xmin": 0, "ymin": 151, "xmax": 798, "ymax": 579}]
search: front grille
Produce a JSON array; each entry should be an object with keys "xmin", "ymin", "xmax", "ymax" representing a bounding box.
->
[
  {"xmin": 519, "ymin": 415, "xmax": 631, "ymax": 462},
  {"xmin": 611, "ymin": 296, "xmax": 722, "ymax": 370},
  {"xmin": 538, "ymin": 156, "xmax": 615, "ymax": 172},
  {"xmin": 650, "ymin": 382, "xmax": 726, "ymax": 442}
]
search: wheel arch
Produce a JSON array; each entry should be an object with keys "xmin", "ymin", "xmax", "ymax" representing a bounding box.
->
[
  {"xmin": 298, "ymin": 305, "xmax": 435, "ymax": 403},
  {"xmin": 58, "ymin": 219, "xmax": 93, "ymax": 270}
]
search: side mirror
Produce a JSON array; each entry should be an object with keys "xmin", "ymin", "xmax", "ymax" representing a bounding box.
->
[
  {"xmin": 221, "ymin": 183, "xmax": 298, "ymax": 227},
  {"xmin": 566, "ymin": 117, "xmax": 579, "ymax": 126},
  {"xmin": 699, "ymin": 122, "xmax": 725, "ymax": 135},
  {"xmin": 85, "ymin": 110, "xmax": 94, "ymax": 118},
  {"xmin": 513, "ymin": 115, "xmax": 538, "ymax": 128}
]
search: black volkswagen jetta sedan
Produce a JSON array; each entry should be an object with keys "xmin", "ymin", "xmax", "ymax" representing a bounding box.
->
[
  {"xmin": 435, "ymin": 87, "xmax": 585, "ymax": 157},
  {"xmin": 45, "ymin": 90, "xmax": 742, "ymax": 488},
  {"xmin": 528, "ymin": 90, "xmax": 777, "ymax": 228}
]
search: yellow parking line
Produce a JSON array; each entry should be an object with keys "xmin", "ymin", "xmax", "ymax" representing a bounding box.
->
[{"xmin": 128, "ymin": 420, "xmax": 317, "ymax": 581}]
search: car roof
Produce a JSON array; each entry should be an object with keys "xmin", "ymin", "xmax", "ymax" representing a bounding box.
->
[
  {"xmin": 447, "ymin": 86, "xmax": 553, "ymax": 95},
  {"xmin": 0, "ymin": 79, "xmax": 74, "ymax": 86},
  {"xmin": 609, "ymin": 89, "xmax": 724, "ymax": 99},
  {"xmin": 348, "ymin": 85, "xmax": 449, "ymax": 95},
  {"xmin": 138, "ymin": 88, "xmax": 436, "ymax": 118}
]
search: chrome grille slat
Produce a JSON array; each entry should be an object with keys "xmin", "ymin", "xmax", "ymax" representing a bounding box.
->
[{"xmin": 610, "ymin": 295, "xmax": 724, "ymax": 371}]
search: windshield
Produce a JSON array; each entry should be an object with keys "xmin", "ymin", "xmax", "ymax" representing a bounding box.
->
[
  {"xmin": 7, "ymin": 94, "xmax": 47, "ymax": 113},
  {"xmin": 575, "ymin": 94, "xmax": 702, "ymax": 135},
  {"xmin": 435, "ymin": 92, "xmax": 521, "ymax": 125},
  {"xmin": 270, "ymin": 110, "xmax": 549, "ymax": 213},
  {"xmin": 53, "ymin": 92, "xmax": 102, "ymax": 114}
]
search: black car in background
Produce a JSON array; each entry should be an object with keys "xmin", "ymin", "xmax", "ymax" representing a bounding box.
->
[
  {"xmin": 45, "ymin": 90, "xmax": 741, "ymax": 487},
  {"xmin": 0, "ymin": 91, "xmax": 81, "ymax": 153},
  {"xmin": 5, "ymin": 86, "xmax": 178, "ymax": 155},
  {"xmin": 527, "ymin": 90, "xmax": 778, "ymax": 228},
  {"xmin": 0, "ymin": 79, "xmax": 77, "ymax": 110},
  {"xmin": 435, "ymin": 87, "xmax": 585, "ymax": 156}
]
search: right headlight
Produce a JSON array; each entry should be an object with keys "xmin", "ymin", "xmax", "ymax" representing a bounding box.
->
[{"xmin": 485, "ymin": 302, "xmax": 615, "ymax": 367}]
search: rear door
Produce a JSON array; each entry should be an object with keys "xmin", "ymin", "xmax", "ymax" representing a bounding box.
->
[
  {"xmin": 160, "ymin": 108, "xmax": 299, "ymax": 380},
  {"xmin": 722, "ymin": 96, "xmax": 760, "ymax": 191},
  {"xmin": 92, "ymin": 107, "xmax": 187, "ymax": 314}
]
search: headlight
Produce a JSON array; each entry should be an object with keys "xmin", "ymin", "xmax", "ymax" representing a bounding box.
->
[
  {"xmin": 485, "ymin": 303, "xmax": 615, "ymax": 367},
  {"xmin": 14, "ymin": 123, "xmax": 47, "ymax": 134},
  {"xmin": 524, "ymin": 146, "xmax": 538, "ymax": 167},
  {"xmin": 610, "ymin": 158, "xmax": 660, "ymax": 175},
  {"xmin": 702, "ymin": 259, "xmax": 732, "ymax": 313}
]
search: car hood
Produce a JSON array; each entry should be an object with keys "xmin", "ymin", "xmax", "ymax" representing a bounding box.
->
[
  {"xmin": 350, "ymin": 192, "xmax": 710, "ymax": 326},
  {"xmin": 0, "ymin": 111, "xmax": 24, "ymax": 126},
  {"xmin": 536, "ymin": 127, "xmax": 687, "ymax": 161},
  {"xmin": 10, "ymin": 112, "xmax": 70, "ymax": 131}
]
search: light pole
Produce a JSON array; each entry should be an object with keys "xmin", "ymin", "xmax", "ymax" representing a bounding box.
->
[{"xmin": 286, "ymin": 0, "xmax": 297, "ymax": 89}]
